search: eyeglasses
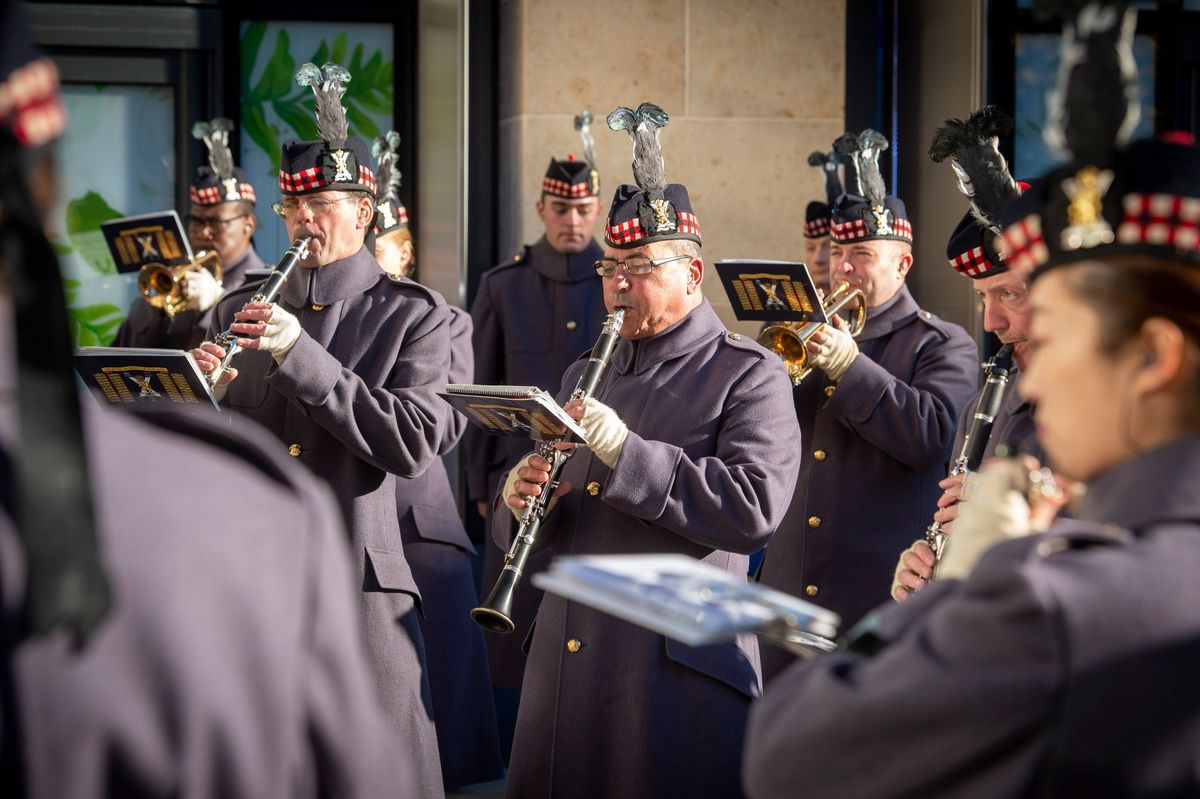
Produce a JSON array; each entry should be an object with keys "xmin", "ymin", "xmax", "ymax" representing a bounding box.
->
[
  {"xmin": 271, "ymin": 195, "xmax": 357, "ymax": 219},
  {"xmin": 186, "ymin": 213, "xmax": 246, "ymax": 232},
  {"xmin": 594, "ymin": 254, "xmax": 690, "ymax": 277}
]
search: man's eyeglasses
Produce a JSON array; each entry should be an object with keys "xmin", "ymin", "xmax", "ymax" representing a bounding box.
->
[
  {"xmin": 271, "ymin": 195, "xmax": 357, "ymax": 219},
  {"xmin": 594, "ymin": 254, "xmax": 690, "ymax": 277},
  {"xmin": 186, "ymin": 214, "xmax": 246, "ymax": 232}
]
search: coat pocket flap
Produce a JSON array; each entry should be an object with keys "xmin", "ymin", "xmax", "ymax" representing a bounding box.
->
[
  {"xmin": 363, "ymin": 546, "xmax": 424, "ymax": 613},
  {"xmin": 664, "ymin": 637, "xmax": 761, "ymax": 700},
  {"xmin": 406, "ymin": 505, "xmax": 477, "ymax": 553}
]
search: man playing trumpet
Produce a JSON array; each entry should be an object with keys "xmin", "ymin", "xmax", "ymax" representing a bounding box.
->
[
  {"xmin": 755, "ymin": 129, "xmax": 978, "ymax": 685},
  {"xmin": 112, "ymin": 117, "xmax": 263, "ymax": 349}
]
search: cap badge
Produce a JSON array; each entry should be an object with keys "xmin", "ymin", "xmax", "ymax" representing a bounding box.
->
[
  {"xmin": 1061, "ymin": 165, "xmax": 1115, "ymax": 250},
  {"xmin": 649, "ymin": 198, "xmax": 677, "ymax": 233},
  {"xmin": 330, "ymin": 149, "xmax": 355, "ymax": 183},
  {"xmin": 378, "ymin": 201, "xmax": 397, "ymax": 230},
  {"xmin": 870, "ymin": 204, "xmax": 894, "ymax": 236},
  {"xmin": 221, "ymin": 177, "xmax": 242, "ymax": 201}
]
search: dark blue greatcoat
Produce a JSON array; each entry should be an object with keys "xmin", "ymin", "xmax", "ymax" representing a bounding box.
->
[
  {"xmin": 500, "ymin": 300, "xmax": 802, "ymax": 799},
  {"xmin": 757, "ymin": 285, "xmax": 978, "ymax": 682},
  {"xmin": 465, "ymin": 235, "xmax": 606, "ymax": 687},
  {"xmin": 113, "ymin": 247, "xmax": 264, "ymax": 350},
  {"xmin": 396, "ymin": 303, "xmax": 504, "ymax": 789},
  {"xmin": 207, "ymin": 245, "xmax": 452, "ymax": 798},
  {"xmin": 745, "ymin": 433, "xmax": 1200, "ymax": 799},
  {"xmin": 2, "ymin": 403, "xmax": 421, "ymax": 799}
]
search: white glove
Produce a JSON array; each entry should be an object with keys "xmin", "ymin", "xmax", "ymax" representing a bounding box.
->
[
  {"xmin": 257, "ymin": 304, "xmax": 301, "ymax": 364},
  {"xmin": 810, "ymin": 323, "xmax": 859, "ymax": 381},
  {"xmin": 578, "ymin": 397, "xmax": 629, "ymax": 469},
  {"xmin": 181, "ymin": 267, "xmax": 224, "ymax": 312},
  {"xmin": 937, "ymin": 461, "xmax": 1033, "ymax": 581}
]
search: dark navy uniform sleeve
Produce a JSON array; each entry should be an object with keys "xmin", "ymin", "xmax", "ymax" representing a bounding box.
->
[
  {"xmin": 602, "ymin": 343, "xmax": 802, "ymax": 555},
  {"xmin": 825, "ymin": 318, "xmax": 979, "ymax": 472},
  {"xmin": 441, "ymin": 305, "xmax": 474, "ymax": 455},
  {"xmin": 744, "ymin": 536, "xmax": 1062, "ymax": 798},
  {"xmin": 264, "ymin": 298, "xmax": 454, "ymax": 480}
]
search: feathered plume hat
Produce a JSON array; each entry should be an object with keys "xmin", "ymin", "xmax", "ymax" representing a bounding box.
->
[
  {"xmin": 371, "ymin": 130, "xmax": 408, "ymax": 236},
  {"xmin": 191, "ymin": 117, "xmax": 256, "ymax": 206},
  {"xmin": 541, "ymin": 110, "xmax": 601, "ymax": 199},
  {"xmin": 804, "ymin": 149, "xmax": 847, "ymax": 239},
  {"xmin": 830, "ymin": 129, "xmax": 912, "ymax": 244},
  {"xmin": 1001, "ymin": 0, "xmax": 1200, "ymax": 278},
  {"xmin": 603, "ymin": 102, "xmax": 700, "ymax": 249},
  {"xmin": 278, "ymin": 62, "xmax": 376, "ymax": 196},
  {"xmin": 929, "ymin": 106, "xmax": 1023, "ymax": 278}
]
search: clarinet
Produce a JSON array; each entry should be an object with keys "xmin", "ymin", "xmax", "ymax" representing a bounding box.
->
[
  {"xmin": 924, "ymin": 344, "xmax": 1017, "ymax": 561},
  {"xmin": 205, "ymin": 236, "xmax": 311, "ymax": 388},
  {"xmin": 471, "ymin": 308, "xmax": 627, "ymax": 634}
]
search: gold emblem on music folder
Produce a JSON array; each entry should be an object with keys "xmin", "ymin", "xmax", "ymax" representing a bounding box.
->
[{"xmin": 1061, "ymin": 166, "xmax": 1115, "ymax": 250}]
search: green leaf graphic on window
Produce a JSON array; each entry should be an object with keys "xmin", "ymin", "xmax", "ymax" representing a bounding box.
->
[
  {"xmin": 241, "ymin": 22, "xmax": 394, "ymax": 180},
  {"xmin": 63, "ymin": 279, "xmax": 125, "ymax": 346},
  {"xmin": 66, "ymin": 191, "xmax": 122, "ymax": 275}
]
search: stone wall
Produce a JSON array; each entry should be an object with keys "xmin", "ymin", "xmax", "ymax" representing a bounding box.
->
[{"xmin": 497, "ymin": 0, "xmax": 847, "ymax": 336}]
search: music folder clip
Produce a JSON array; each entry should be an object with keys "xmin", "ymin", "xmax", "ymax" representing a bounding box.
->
[
  {"xmin": 714, "ymin": 260, "xmax": 829, "ymax": 324},
  {"xmin": 439, "ymin": 384, "xmax": 587, "ymax": 444},
  {"xmin": 74, "ymin": 347, "xmax": 218, "ymax": 413}
]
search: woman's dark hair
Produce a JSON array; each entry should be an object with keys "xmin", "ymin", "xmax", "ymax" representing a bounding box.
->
[{"xmin": 1059, "ymin": 255, "xmax": 1200, "ymax": 354}]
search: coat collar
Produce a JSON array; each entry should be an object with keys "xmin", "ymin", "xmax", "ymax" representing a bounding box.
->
[
  {"xmin": 610, "ymin": 299, "xmax": 725, "ymax": 376},
  {"xmin": 855, "ymin": 284, "xmax": 918, "ymax": 342},
  {"xmin": 1078, "ymin": 433, "xmax": 1200, "ymax": 532},
  {"xmin": 280, "ymin": 245, "xmax": 383, "ymax": 308},
  {"xmin": 528, "ymin": 236, "xmax": 603, "ymax": 284}
]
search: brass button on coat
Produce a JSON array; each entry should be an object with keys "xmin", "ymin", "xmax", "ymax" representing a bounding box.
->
[
  {"xmin": 288, "ymin": 444, "xmax": 302, "ymax": 457},
  {"xmin": 813, "ymin": 449, "xmax": 827, "ymax": 461},
  {"xmin": 566, "ymin": 320, "xmax": 578, "ymax": 331},
  {"xmin": 586, "ymin": 481, "xmax": 601, "ymax": 496},
  {"xmin": 730, "ymin": 332, "xmax": 741, "ymax": 341},
  {"xmin": 824, "ymin": 385, "xmax": 836, "ymax": 397},
  {"xmin": 808, "ymin": 516, "xmax": 822, "ymax": 528},
  {"xmin": 567, "ymin": 638, "xmax": 583, "ymax": 653},
  {"xmin": 805, "ymin": 585, "xmax": 819, "ymax": 597},
  {"xmin": 311, "ymin": 304, "xmax": 325, "ymax": 311}
]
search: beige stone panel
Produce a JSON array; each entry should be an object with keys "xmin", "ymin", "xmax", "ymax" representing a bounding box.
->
[
  {"xmin": 519, "ymin": 0, "xmax": 687, "ymax": 116},
  {"xmin": 665, "ymin": 117, "xmax": 845, "ymax": 333},
  {"xmin": 688, "ymin": 0, "xmax": 845, "ymax": 120}
]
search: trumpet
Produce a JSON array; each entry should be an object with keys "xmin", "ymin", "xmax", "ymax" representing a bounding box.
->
[
  {"xmin": 757, "ymin": 280, "xmax": 867, "ymax": 385},
  {"xmin": 137, "ymin": 250, "xmax": 223, "ymax": 318},
  {"xmin": 205, "ymin": 236, "xmax": 310, "ymax": 388}
]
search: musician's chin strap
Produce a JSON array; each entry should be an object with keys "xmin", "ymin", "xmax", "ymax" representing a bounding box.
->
[{"xmin": 1, "ymin": 134, "xmax": 111, "ymax": 647}]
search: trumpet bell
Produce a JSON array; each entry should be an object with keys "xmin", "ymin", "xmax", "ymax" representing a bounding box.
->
[
  {"xmin": 756, "ymin": 280, "xmax": 866, "ymax": 385},
  {"xmin": 137, "ymin": 250, "xmax": 222, "ymax": 318}
]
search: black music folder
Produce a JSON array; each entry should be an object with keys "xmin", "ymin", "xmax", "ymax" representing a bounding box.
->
[
  {"xmin": 100, "ymin": 210, "xmax": 192, "ymax": 274},
  {"xmin": 714, "ymin": 260, "xmax": 828, "ymax": 324},
  {"xmin": 440, "ymin": 384, "xmax": 587, "ymax": 444},
  {"xmin": 74, "ymin": 347, "xmax": 218, "ymax": 412},
  {"xmin": 532, "ymin": 554, "xmax": 840, "ymax": 649}
]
